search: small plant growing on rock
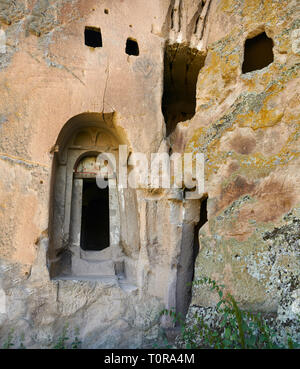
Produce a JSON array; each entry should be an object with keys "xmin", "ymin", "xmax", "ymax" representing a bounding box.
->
[
  {"xmin": 71, "ymin": 328, "xmax": 82, "ymax": 349},
  {"xmin": 53, "ymin": 325, "xmax": 69, "ymax": 349},
  {"xmin": 53, "ymin": 325, "xmax": 82, "ymax": 349},
  {"xmin": 2, "ymin": 329, "xmax": 14, "ymax": 349},
  {"xmin": 18, "ymin": 333, "xmax": 26, "ymax": 349}
]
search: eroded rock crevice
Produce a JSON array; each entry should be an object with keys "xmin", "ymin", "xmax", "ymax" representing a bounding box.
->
[
  {"xmin": 175, "ymin": 197, "xmax": 208, "ymax": 322},
  {"xmin": 162, "ymin": 43, "xmax": 206, "ymax": 136}
]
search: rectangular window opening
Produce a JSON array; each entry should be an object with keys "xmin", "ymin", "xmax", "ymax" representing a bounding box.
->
[
  {"xmin": 126, "ymin": 38, "xmax": 139, "ymax": 56},
  {"xmin": 85, "ymin": 26, "xmax": 103, "ymax": 48}
]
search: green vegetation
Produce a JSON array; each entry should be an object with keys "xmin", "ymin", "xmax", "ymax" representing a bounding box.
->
[
  {"xmin": 2, "ymin": 329, "xmax": 14, "ymax": 349},
  {"xmin": 1, "ymin": 325, "xmax": 82, "ymax": 349},
  {"xmin": 160, "ymin": 277, "xmax": 300, "ymax": 349}
]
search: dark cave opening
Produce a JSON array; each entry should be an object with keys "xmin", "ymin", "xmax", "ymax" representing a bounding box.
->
[
  {"xmin": 126, "ymin": 38, "xmax": 139, "ymax": 56},
  {"xmin": 242, "ymin": 32, "xmax": 274, "ymax": 73},
  {"xmin": 85, "ymin": 27, "xmax": 103, "ymax": 48},
  {"xmin": 162, "ymin": 43, "xmax": 206, "ymax": 136}
]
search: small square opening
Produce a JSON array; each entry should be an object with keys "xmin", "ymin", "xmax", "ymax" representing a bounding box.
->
[
  {"xmin": 125, "ymin": 38, "xmax": 139, "ymax": 56},
  {"xmin": 85, "ymin": 27, "xmax": 102, "ymax": 48}
]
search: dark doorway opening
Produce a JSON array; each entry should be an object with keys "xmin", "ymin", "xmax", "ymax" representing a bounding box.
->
[
  {"xmin": 80, "ymin": 179, "xmax": 109, "ymax": 251},
  {"xmin": 242, "ymin": 32, "xmax": 274, "ymax": 73},
  {"xmin": 126, "ymin": 38, "xmax": 139, "ymax": 56},
  {"xmin": 85, "ymin": 27, "xmax": 103, "ymax": 48},
  {"xmin": 162, "ymin": 43, "xmax": 206, "ymax": 136}
]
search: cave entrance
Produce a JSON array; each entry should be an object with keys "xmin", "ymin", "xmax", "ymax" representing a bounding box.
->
[
  {"xmin": 80, "ymin": 179, "xmax": 109, "ymax": 251},
  {"xmin": 242, "ymin": 32, "xmax": 274, "ymax": 73},
  {"xmin": 162, "ymin": 43, "xmax": 206, "ymax": 136}
]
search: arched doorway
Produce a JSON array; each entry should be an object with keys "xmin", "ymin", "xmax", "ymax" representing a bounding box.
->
[{"xmin": 48, "ymin": 112, "xmax": 126, "ymax": 279}]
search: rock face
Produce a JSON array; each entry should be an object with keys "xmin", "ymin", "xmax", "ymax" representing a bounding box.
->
[
  {"xmin": 0, "ymin": 0, "xmax": 299, "ymax": 348},
  {"xmin": 184, "ymin": 0, "xmax": 300, "ymax": 339}
]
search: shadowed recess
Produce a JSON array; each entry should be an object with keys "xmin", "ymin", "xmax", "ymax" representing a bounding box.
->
[
  {"xmin": 80, "ymin": 179, "xmax": 109, "ymax": 251},
  {"xmin": 85, "ymin": 26, "xmax": 103, "ymax": 48},
  {"xmin": 193, "ymin": 196, "xmax": 208, "ymax": 264},
  {"xmin": 162, "ymin": 43, "xmax": 206, "ymax": 136},
  {"xmin": 125, "ymin": 38, "xmax": 139, "ymax": 56},
  {"xmin": 175, "ymin": 196, "xmax": 208, "ymax": 323},
  {"xmin": 242, "ymin": 32, "xmax": 274, "ymax": 73}
]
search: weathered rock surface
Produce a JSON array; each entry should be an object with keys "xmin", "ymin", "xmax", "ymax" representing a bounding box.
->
[{"xmin": 0, "ymin": 0, "xmax": 299, "ymax": 347}]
